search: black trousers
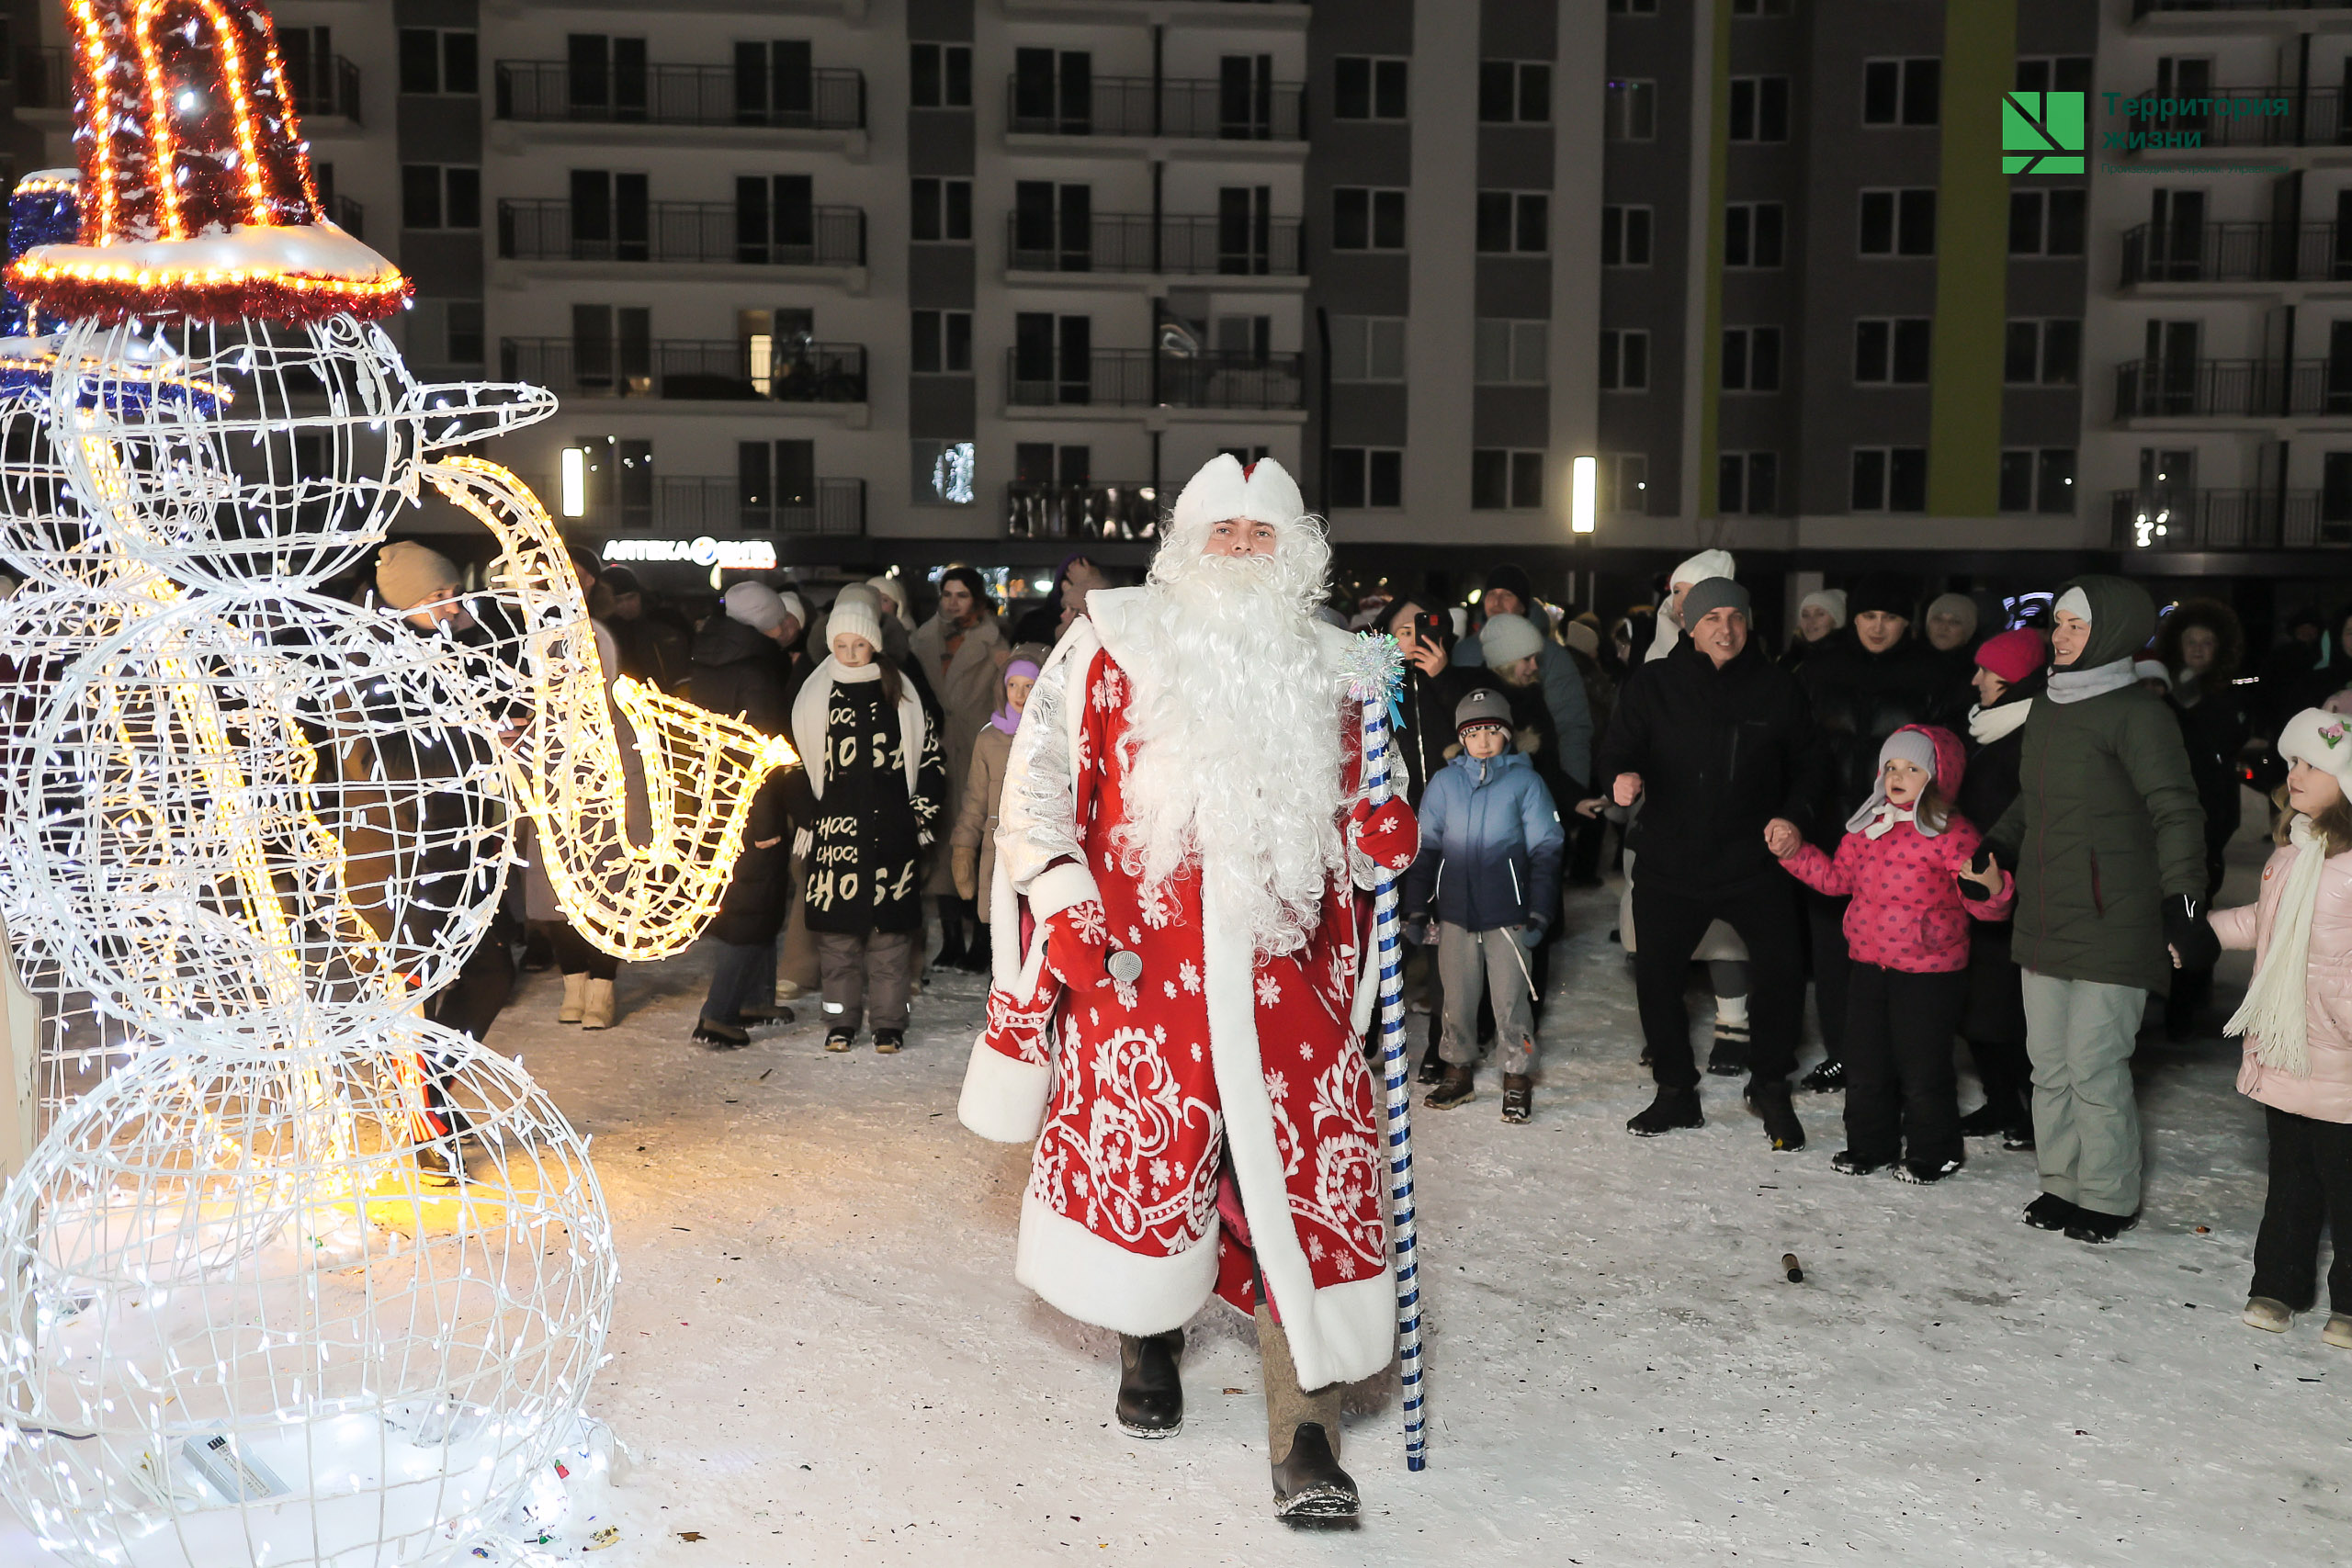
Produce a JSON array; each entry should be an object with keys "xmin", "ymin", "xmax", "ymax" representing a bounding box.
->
[
  {"xmin": 1805, "ymin": 889, "xmax": 1853, "ymax": 1066},
  {"xmin": 1842, "ymin": 964, "xmax": 1968, "ymax": 1168},
  {"xmin": 1631, "ymin": 877, "xmax": 1802, "ymax": 1091},
  {"xmin": 2251, "ymin": 1106, "xmax": 2352, "ymax": 1313},
  {"xmin": 551, "ymin": 920, "xmax": 618, "ymax": 981}
]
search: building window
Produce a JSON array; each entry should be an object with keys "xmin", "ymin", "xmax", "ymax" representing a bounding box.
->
[
  {"xmin": 2000, "ymin": 447, "xmax": 2077, "ymax": 513},
  {"xmin": 1853, "ymin": 318, "xmax": 1932, "ymax": 385},
  {"xmin": 1332, "ymin": 187, "xmax": 1408, "ymax": 250},
  {"xmin": 1852, "ymin": 446, "xmax": 1928, "ymax": 512},
  {"xmin": 2009, "ymin": 188, "xmax": 2087, "ymax": 256},
  {"xmin": 1329, "ymin": 447, "xmax": 1404, "ymax": 509},
  {"xmin": 1476, "ymin": 319, "xmax": 1549, "ymax": 385},
  {"xmin": 1476, "ymin": 191, "xmax": 1549, "ymax": 254},
  {"xmin": 1862, "ymin": 58, "xmax": 1941, "ymax": 127},
  {"xmin": 1333, "ymin": 56, "xmax": 1408, "ymax": 120},
  {"xmin": 1605, "ymin": 78, "xmax": 1657, "ymax": 141},
  {"xmin": 910, "ymin": 43, "xmax": 973, "ymax": 108},
  {"xmin": 911, "ymin": 310, "xmax": 972, "ymax": 374},
  {"xmin": 2015, "ymin": 56, "xmax": 2093, "ymax": 96},
  {"xmin": 912, "ymin": 439, "xmax": 976, "ymax": 504},
  {"xmin": 1602, "ymin": 205, "xmax": 1654, "ymax": 266},
  {"xmin": 1719, "ymin": 452, "xmax": 1778, "ymax": 514},
  {"xmin": 1479, "ymin": 61, "xmax": 1553, "ymax": 124},
  {"xmin": 2004, "ymin": 319, "xmax": 2081, "ymax": 386},
  {"xmin": 1724, "ymin": 202, "xmax": 1784, "ymax": 267},
  {"xmin": 1727, "ymin": 76, "xmax": 1789, "ymax": 141},
  {"xmin": 1609, "ymin": 0, "xmax": 1658, "ymax": 12},
  {"xmin": 1859, "ymin": 188, "xmax": 1937, "ymax": 256},
  {"xmin": 1329, "ymin": 315, "xmax": 1407, "ymax": 381},
  {"xmin": 1732, "ymin": 0, "xmax": 1790, "ymax": 13},
  {"xmin": 910, "ymin": 177, "xmax": 972, "ymax": 243},
  {"xmin": 1472, "ymin": 449, "xmax": 1545, "ymax": 511},
  {"xmin": 1600, "ymin": 329, "xmax": 1650, "ymax": 392},
  {"xmin": 401, "ymin": 164, "xmax": 480, "ymax": 230},
  {"xmin": 1604, "ymin": 453, "xmax": 1650, "ymax": 514},
  {"xmin": 446, "ymin": 300, "xmax": 484, "ymax": 364},
  {"xmin": 1721, "ymin": 326, "xmax": 1781, "ymax": 392},
  {"xmin": 399, "ymin": 28, "xmax": 478, "ymax": 96}
]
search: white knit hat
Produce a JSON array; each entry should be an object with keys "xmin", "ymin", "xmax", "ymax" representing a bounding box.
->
[
  {"xmin": 723, "ymin": 581, "xmax": 788, "ymax": 634},
  {"xmin": 2280, "ymin": 707, "xmax": 2352, "ymax": 785},
  {"xmin": 1479, "ymin": 612, "xmax": 1545, "ymax": 669},
  {"xmin": 865, "ymin": 575, "xmax": 915, "ymax": 629},
  {"xmin": 376, "ymin": 540, "xmax": 460, "ymax": 612},
  {"xmin": 776, "ymin": 590, "xmax": 806, "ymax": 628},
  {"xmin": 1171, "ymin": 453, "xmax": 1306, "ymax": 533},
  {"xmin": 1799, "ymin": 588, "xmax": 1847, "ymax": 628},
  {"xmin": 827, "ymin": 597, "xmax": 885, "ymax": 660},
  {"xmin": 2132, "ymin": 658, "xmax": 2169, "ymax": 686}
]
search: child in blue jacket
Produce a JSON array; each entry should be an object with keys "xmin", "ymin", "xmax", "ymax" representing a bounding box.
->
[{"xmin": 1403, "ymin": 688, "xmax": 1567, "ymax": 1122}]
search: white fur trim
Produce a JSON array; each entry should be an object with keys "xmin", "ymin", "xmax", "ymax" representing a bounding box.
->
[
  {"xmin": 1027, "ymin": 861, "xmax": 1101, "ymax": 922},
  {"xmin": 957, "ymin": 1035, "xmax": 1055, "ymax": 1144},
  {"xmin": 1014, "ymin": 1191, "xmax": 1223, "ymax": 1337},
  {"xmin": 1201, "ymin": 879, "xmax": 1396, "ymax": 1392},
  {"xmin": 1349, "ymin": 901, "xmax": 1380, "ymax": 1038}
]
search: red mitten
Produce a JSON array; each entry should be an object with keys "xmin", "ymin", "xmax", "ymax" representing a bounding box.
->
[
  {"xmin": 978, "ymin": 969, "xmax": 1059, "ymax": 1066},
  {"xmin": 1043, "ymin": 898, "xmax": 1112, "ymax": 991},
  {"xmin": 1348, "ymin": 795, "xmax": 1419, "ymax": 873}
]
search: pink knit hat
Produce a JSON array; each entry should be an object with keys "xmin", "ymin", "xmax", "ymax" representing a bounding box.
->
[{"xmin": 1974, "ymin": 627, "xmax": 2046, "ymax": 685}]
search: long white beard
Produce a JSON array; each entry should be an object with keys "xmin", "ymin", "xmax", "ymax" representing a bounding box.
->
[{"xmin": 1114, "ymin": 554, "xmax": 1347, "ymax": 958}]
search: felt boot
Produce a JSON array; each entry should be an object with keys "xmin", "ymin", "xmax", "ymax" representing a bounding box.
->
[
  {"xmin": 558, "ymin": 972, "xmax": 586, "ymax": 1024},
  {"xmin": 580, "ymin": 977, "xmax": 616, "ymax": 1030},
  {"xmin": 1256, "ymin": 1308, "xmax": 1357, "ymax": 1520}
]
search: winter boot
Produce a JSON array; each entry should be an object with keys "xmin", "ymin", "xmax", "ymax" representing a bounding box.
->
[
  {"xmin": 1798, "ymin": 1058, "xmax": 1845, "ymax": 1094},
  {"xmin": 693, "ymin": 1017, "xmax": 752, "ymax": 1049},
  {"xmin": 559, "ymin": 972, "xmax": 587, "ymax": 1024},
  {"xmin": 415, "ymin": 1139, "xmax": 468, "ymax": 1188},
  {"xmin": 2021, "ymin": 1192, "xmax": 2078, "ymax": 1231},
  {"xmin": 1894, "ymin": 1156, "xmax": 1963, "ymax": 1184},
  {"xmin": 1426, "ymin": 1064, "xmax": 1476, "ymax": 1110},
  {"xmin": 1115, "ymin": 1329, "xmax": 1185, "ymax": 1438},
  {"xmin": 2325, "ymin": 1314, "xmax": 2352, "ymax": 1349},
  {"xmin": 824, "ymin": 1029, "xmax": 855, "ymax": 1053},
  {"xmin": 2002, "ymin": 1120, "xmax": 2037, "ymax": 1153},
  {"xmin": 1500, "ymin": 1074, "xmax": 1532, "ymax": 1124},
  {"xmin": 580, "ymin": 977, "xmax": 616, "ymax": 1030},
  {"xmin": 1958, "ymin": 1096, "xmax": 2018, "ymax": 1138},
  {"xmin": 1626, "ymin": 1087, "xmax": 1703, "ymax": 1137},
  {"xmin": 1830, "ymin": 1150, "xmax": 1885, "ymax": 1177},
  {"xmin": 1744, "ymin": 1081, "xmax": 1805, "ymax": 1151},
  {"xmin": 1706, "ymin": 1020, "xmax": 1751, "ymax": 1077},
  {"xmin": 2243, "ymin": 1297, "xmax": 2293, "ymax": 1334},
  {"xmin": 1416, "ymin": 1047, "xmax": 1446, "ymax": 1087},
  {"xmin": 934, "ymin": 897, "xmax": 967, "ymax": 969},
  {"xmin": 2064, "ymin": 1207, "xmax": 2139, "ymax": 1244},
  {"xmin": 874, "ymin": 1029, "xmax": 905, "ymax": 1055},
  {"xmin": 1256, "ymin": 1308, "xmax": 1357, "ymax": 1520}
]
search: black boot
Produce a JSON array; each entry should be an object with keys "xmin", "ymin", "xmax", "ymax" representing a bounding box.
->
[
  {"xmin": 1706, "ymin": 1019, "xmax": 1750, "ymax": 1077},
  {"xmin": 1798, "ymin": 1058, "xmax": 1846, "ymax": 1093},
  {"xmin": 1745, "ymin": 1080, "xmax": 1805, "ymax": 1151},
  {"xmin": 1115, "ymin": 1330, "xmax": 1184, "ymax": 1438},
  {"xmin": 1626, "ymin": 1086, "xmax": 1704, "ymax": 1137},
  {"xmin": 934, "ymin": 897, "xmax": 967, "ymax": 968},
  {"xmin": 1416, "ymin": 1047, "xmax": 1445, "ymax": 1086},
  {"xmin": 1258, "ymin": 1309, "xmax": 1357, "ymax": 1519}
]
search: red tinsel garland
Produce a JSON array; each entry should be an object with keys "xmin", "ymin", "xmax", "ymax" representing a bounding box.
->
[{"xmin": 3, "ymin": 264, "xmax": 412, "ymax": 327}]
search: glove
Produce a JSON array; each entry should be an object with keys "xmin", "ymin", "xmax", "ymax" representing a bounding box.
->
[
  {"xmin": 1348, "ymin": 795, "xmax": 1419, "ymax": 874},
  {"xmin": 1043, "ymin": 899, "xmax": 1111, "ymax": 991},
  {"xmin": 2165, "ymin": 894, "xmax": 2222, "ymax": 972},
  {"xmin": 978, "ymin": 965, "xmax": 1059, "ymax": 1067},
  {"xmin": 1516, "ymin": 921, "xmax": 1546, "ymax": 950},
  {"xmin": 1401, "ymin": 915, "xmax": 1431, "ymax": 948}
]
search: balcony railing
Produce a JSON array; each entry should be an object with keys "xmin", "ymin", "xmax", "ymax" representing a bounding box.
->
[
  {"xmin": 13, "ymin": 46, "xmax": 66, "ymax": 110},
  {"xmin": 2118, "ymin": 220, "xmax": 2352, "ymax": 285},
  {"xmin": 495, "ymin": 61, "xmax": 865, "ymax": 130},
  {"xmin": 2113, "ymin": 357, "xmax": 2352, "ymax": 418},
  {"xmin": 1004, "ymin": 74, "xmax": 1305, "ymax": 140},
  {"xmin": 1004, "ymin": 480, "xmax": 1160, "ymax": 540},
  {"xmin": 502, "ymin": 338, "xmax": 867, "ymax": 403},
  {"xmin": 1004, "ymin": 212, "xmax": 1303, "ymax": 275},
  {"xmin": 2135, "ymin": 0, "xmax": 2352, "ymax": 15},
  {"xmin": 2109, "ymin": 489, "xmax": 2343, "ymax": 549},
  {"xmin": 286, "ymin": 52, "xmax": 362, "ymax": 124},
  {"xmin": 498, "ymin": 199, "xmax": 865, "ymax": 267},
  {"xmin": 1006, "ymin": 348, "xmax": 1305, "ymax": 410},
  {"xmin": 665, "ymin": 475, "xmax": 866, "ymax": 535}
]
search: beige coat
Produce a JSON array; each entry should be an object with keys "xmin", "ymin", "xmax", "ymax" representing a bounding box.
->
[
  {"xmin": 911, "ymin": 610, "xmax": 1004, "ymax": 895},
  {"xmin": 951, "ymin": 722, "xmax": 1015, "ymax": 903}
]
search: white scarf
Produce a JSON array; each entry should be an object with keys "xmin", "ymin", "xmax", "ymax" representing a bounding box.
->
[
  {"xmin": 1859, "ymin": 804, "xmax": 1917, "ymax": 840},
  {"xmin": 2225, "ymin": 816, "xmax": 2326, "ymax": 1077},
  {"xmin": 1968, "ymin": 698, "xmax": 2032, "ymax": 744},
  {"xmin": 2046, "ymin": 655, "xmax": 2137, "ymax": 705},
  {"xmin": 787, "ymin": 656, "xmax": 924, "ymax": 800}
]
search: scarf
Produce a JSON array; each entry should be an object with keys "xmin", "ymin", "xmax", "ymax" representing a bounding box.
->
[
  {"xmin": 989, "ymin": 704, "xmax": 1023, "ymax": 736},
  {"xmin": 2046, "ymin": 655, "xmax": 2137, "ymax": 705},
  {"xmin": 1858, "ymin": 804, "xmax": 1917, "ymax": 840},
  {"xmin": 1968, "ymin": 698, "xmax": 2032, "ymax": 744},
  {"xmin": 2225, "ymin": 816, "xmax": 2326, "ymax": 1077}
]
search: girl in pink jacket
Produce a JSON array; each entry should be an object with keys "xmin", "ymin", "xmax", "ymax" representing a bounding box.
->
[
  {"xmin": 2210, "ymin": 707, "xmax": 2352, "ymax": 1347},
  {"xmin": 1769, "ymin": 725, "xmax": 2014, "ymax": 1182}
]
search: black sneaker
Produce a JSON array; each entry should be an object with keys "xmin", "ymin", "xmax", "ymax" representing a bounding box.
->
[
  {"xmin": 1500, "ymin": 1074, "xmax": 1532, "ymax": 1123},
  {"xmin": 1427, "ymin": 1065, "xmax": 1476, "ymax": 1110},
  {"xmin": 823, "ymin": 1029, "xmax": 856, "ymax": 1053},
  {"xmin": 1745, "ymin": 1082, "xmax": 1805, "ymax": 1151},
  {"xmin": 874, "ymin": 1029, "xmax": 905, "ymax": 1055},
  {"xmin": 1894, "ymin": 1157, "xmax": 1963, "ymax": 1185},
  {"xmin": 1626, "ymin": 1087, "xmax": 1704, "ymax": 1137},
  {"xmin": 1830, "ymin": 1150, "xmax": 1885, "ymax": 1176},
  {"xmin": 1706, "ymin": 1021, "xmax": 1751, "ymax": 1077},
  {"xmin": 2064, "ymin": 1207, "xmax": 2139, "ymax": 1244},
  {"xmin": 1799, "ymin": 1059, "xmax": 1846, "ymax": 1094},
  {"xmin": 2002, "ymin": 1122, "xmax": 2037, "ymax": 1152},
  {"xmin": 693, "ymin": 1017, "xmax": 752, "ymax": 1049},
  {"xmin": 2022, "ymin": 1192, "xmax": 2078, "ymax": 1231},
  {"xmin": 1957, "ymin": 1100, "xmax": 2012, "ymax": 1137}
]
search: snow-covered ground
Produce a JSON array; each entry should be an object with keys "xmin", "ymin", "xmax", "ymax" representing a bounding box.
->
[{"xmin": 7, "ymin": 805, "xmax": 2343, "ymax": 1565}]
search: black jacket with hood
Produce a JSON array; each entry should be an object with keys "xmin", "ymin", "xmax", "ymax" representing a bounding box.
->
[{"xmin": 689, "ymin": 615, "xmax": 798, "ymax": 945}]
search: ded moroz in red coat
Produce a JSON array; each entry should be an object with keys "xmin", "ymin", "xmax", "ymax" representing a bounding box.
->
[{"xmin": 958, "ymin": 586, "xmax": 1408, "ymax": 1393}]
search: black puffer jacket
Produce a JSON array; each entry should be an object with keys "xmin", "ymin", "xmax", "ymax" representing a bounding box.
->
[
  {"xmin": 689, "ymin": 615, "xmax": 797, "ymax": 945},
  {"xmin": 1591, "ymin": 635, "xmax": 1819, "ymax": 897},
  {"xmin": 1796, "ymin": 629, "xmax": 1958, "ymax": 848}
]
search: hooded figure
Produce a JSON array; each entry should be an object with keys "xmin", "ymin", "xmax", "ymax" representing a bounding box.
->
[{"xmin": 1980, "ymin": 575, "xmax": 2211, "ymax": 1242}]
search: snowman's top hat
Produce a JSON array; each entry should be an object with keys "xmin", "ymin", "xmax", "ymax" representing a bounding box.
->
[{"xmin": 6, "ymin": 0, "xmax": 410, "ymax": 324}]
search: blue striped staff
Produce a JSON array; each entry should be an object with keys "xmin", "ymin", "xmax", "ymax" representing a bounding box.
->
[{"xmin": 1340, "ymin": 632, "xmax": 1427, "ymax": 1472}]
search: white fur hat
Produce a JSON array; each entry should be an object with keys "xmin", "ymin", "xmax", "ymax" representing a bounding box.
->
[
  {"xmin": 2280, "ymin": 707, "xmax": 2352, "ymax": 785},
  {"xmin": 1171, "ymin": 453, "xmax": 1306, "ymax": 534}
]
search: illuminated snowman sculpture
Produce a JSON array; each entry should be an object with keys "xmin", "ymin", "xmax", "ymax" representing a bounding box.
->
[{"xmin": 0, "ymin": 4, "xmax": 792, "ymax": 1564}]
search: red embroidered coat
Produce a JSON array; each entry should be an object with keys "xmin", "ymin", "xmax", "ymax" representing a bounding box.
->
[{"xmin": 958, "ymin": 588, "xmax": 1401, "ymax": 1392}]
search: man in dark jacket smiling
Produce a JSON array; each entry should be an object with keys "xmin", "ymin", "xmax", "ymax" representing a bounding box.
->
[{"xmin": 1593, "ymin": 577, "xmax": 1819, "ymax": 1148}]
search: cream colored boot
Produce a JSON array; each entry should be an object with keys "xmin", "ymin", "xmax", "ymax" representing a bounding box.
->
[
  {"xmin": 1254, "ymin": 1307, "xmax": 1357, "ymax": 1519},
  {"xmin": 559, "ymin": 972, "xmax": 587, "ymax": 1024},
  {"xmin": 581, "ymin": 976, "xmax": 616, "ymax": 1030}
]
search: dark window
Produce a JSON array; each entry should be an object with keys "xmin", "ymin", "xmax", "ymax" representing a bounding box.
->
[
  {"xmin": 2047, "ymin": 188, "xmax": 2086, "ymax": 255},
  {"xmin": 2007, "ymin": 190, "xmax": 2044, "ymax": 255},
  {"xmin": 1855, "ymin": 319, "xmax": 1891, "ymax": 382},
  {"xmin": 1889, "ymin": 448, "xmax": 1928, "ymax": 511},
  {"xmin": 1471, "ymin": 449, "xmax": 1510, "ymax": 509},
  {"xmin": 1476, "ymin": 192, "xmax": 1548, "ymax": 254},
  {"xmin": 1725, "ymin": 202, "xmax": 1783, "ymax": 267},
  {"xmin": 2041, "ymin": 319, "xmax": 2081, "ymax": 384},
  {"xmin": 1998, "ymin": 449, "xmax": 2035, "ymax": 513},
  {"xmin": 1329, "ymin": 448, "xmax": 1404, "ymax": 509},
  {"xmin": 2003, "ymin": 321, "xmax": 2039, "ymax": 385},
  {"xmin": 2036, "ymin": 448, "xmax": 2076, "ymax": 513},
  {"xmin": 1898, "ymin": 189, "xmax": 1936, "ymax": 254},
  {"xmin": 1728, "ymin": 76, "xmax": 1789, "ymax": 141},
  {"xmin": 910, "ymin": 43, "xmax": 973, "ymax": 107},
  {"xmin": 1891, "ymin": 318, "xmax": 1931, "ymax": 383},
  {"xmin": 1602, "ymin": 205, "xmax": 1653, "ymax": 266},
  {"xmin": 404, "ymin": 165, "xmax": 476, "ymax": 230},
  {"xmin": 1723, "ymin": 327, "xmax": 1781, "ymax": 391},
  {"xmin": 444, "ymin": 31, "xmax": 479, "ymax": 95},
  {"xmin": 1333, "ymin": 188, "xmax": 1406, "ymax": 251},
  {"xmin": 446, "ymin": 300, "xmax": 484, "ymax": 364},
  {"xmin": 1600, "ymin": 330, "xmax": 1649, "ymax": 392},
  {"xmin": 1334, "ymin": 57, "xmax": 1408, "ymax": 120},
  {"xmin": 1747, "ymin": 453, "xmax": 1777, "ymax": 513},
  {"xmin": 399, "ymin": 29, "xmax": 439, "ymax": 95},
  {"xmin": 1610, "ymin": 0, "xmax": 1659, "ymax": 11},
  {"xmin": 910, "ymin": 177, "xmax": 971, "ymax": 242},
  {"xmin": 1479, "ymin": 61, "xmax": 1552, "ymax": 123},
  {"xmin": 1510, "ymin": 451, "xmax": 1544, "ymax": 508},
  {"xmin": 1863, "ymin": 58, "xmax": 1940, "ymax": 126},
  {"xmin": 1852, "ymin": 448, "xmax": 1887, "ymax": 510}
]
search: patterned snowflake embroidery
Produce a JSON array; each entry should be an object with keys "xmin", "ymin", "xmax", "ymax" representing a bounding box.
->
[
  {"xmin": 1128, "ymin": 925, "xmax": 1142, "ymax": 945},
  {"xmin": 1067, "ymin": 901, "xmax": 1109, "ymax": 944},
  {"xmin": 1163, "ymin": 980, "xmax": 1178, "ymax": 998},
  {"xmin": 1190, "ymin": 1042, "xmax": 1204, "ymax": 1063},
  {"xmin": 1265, "ymin": 1070, "xmax": 1291, "ymax": 1102},
  {"xmin": 1179, "ymin": 960, "xmax": 1203, "ymax": 995},
  {"xmin": 1333, "ymin": 1249, "xmax": 1360, "ymax": 1280},
  {"xmin": 1150, "ymin": 1157, "xmax": 1171, "ymax": 1188},
  {"xmin": 1298, "ymin": 1042, "xmax": 1314, "ymax": 1061},
  {"xmin": 1307, "ymin": 1235, "xmax": 1326, "ymax": 1263},
  {"xmin": 1257, "ymin": 974, "xmax": 1282, "ymax": 1008}
]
